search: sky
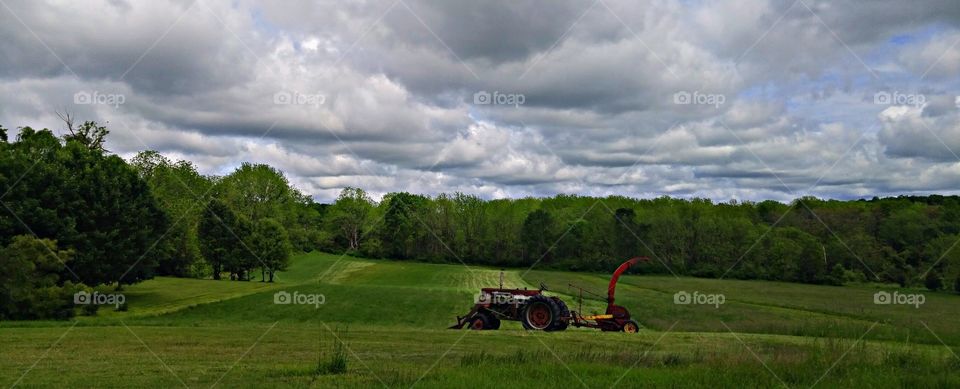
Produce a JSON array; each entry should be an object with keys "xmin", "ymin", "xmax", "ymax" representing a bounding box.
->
[{"xmin": 2, "ymin": 0, "xmax": 960, "ymax": 203}]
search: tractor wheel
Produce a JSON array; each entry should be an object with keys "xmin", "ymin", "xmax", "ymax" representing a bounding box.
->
[
  {"xmin": 546, "ymin": 297, "xmax": 570, "ymax": 332},
  {"xmin": 522, "ymin": 295, "xmax": 562, "ymax": 331},
  {"xmin": 488, "ymin": 315, "xmax": 501, "ymax": 330},
  {"xmin": 468, "ymin": 313, "xmax": 489, "ymax": 330},
  {"xmin": 622, "ymin": 320, "xmax": 640, "ymax": 334}
]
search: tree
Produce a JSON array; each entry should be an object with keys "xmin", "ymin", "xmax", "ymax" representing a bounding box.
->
[
  {"xmin": 199, "ymin": 200, "xmax": 249, "ymax": 280},
  {"xmin": 612, "ymin": 207, "xmax": 644, "ymax": 260},
  {"xmin": 381, "ymin": 192, "xmax": 428, "ymax": 259},
  {"xmin": 131, "ymin": 151, "xmax": 213, "ymax": 277},
  {"xmin": 0, "ymin": 236, "xmax": 83, "ymax": 320},
  {"xmin": 249, "ymin": 218, "xmax": 291, "ymax": 282},
  {"xmin": 218, "ymin": 163, "xmax": 302, "ymax": 222},
  {"xmin": 326, "ymin": 187, "xmax": 373, "ymax": 251},
  {"xmin": 827, "ymin": 263, "xmax": 846, "ymax": 286},
  {"xmin": 1, "ymin": 126, "xmax": 167, "ymax": 288},
  {"xmin": 60, "ymin": 142, "xmax": 168, "ymax": 287},
  {"xmin": 57, "ymin": 112, "xmax": 109, "ymax": 152},
  {"xmin": 925, "ymin": 270, "xmax": 944, "ymax": 291},
  {"xmin": 451, "ymin": 192, "xmax": 486, "ymax": 261},
  {"xmin": 521, "ymin": 209, "xmax": 555, "ymax": 265}
]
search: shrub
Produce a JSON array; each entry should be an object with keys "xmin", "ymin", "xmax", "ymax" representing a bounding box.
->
[
  {"xmin": 925, "ymin": 271, "xmax": 944, "ymax": 291},
  {"xmin": 81, "ymin": 303, "xmax": 100, "ymax": 316},
  {"xmin": 0, "ymin": 236, "xmax": 85, "ymax": 320}
]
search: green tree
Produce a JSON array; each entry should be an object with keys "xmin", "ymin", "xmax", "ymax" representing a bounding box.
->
[
  {"xmin": 249, "ymin": 218, "xmax": 291, "ymax": 282},
  {"xmin": 218, "ymin": 163, "xmax": 301, "ymax": 222},
  {"xmin": 925, "ymin": 270, "xmax": 944, "ymax": 291},
  {"xmin": 60, "ymin": 141, "xmax": 168, "ymax": 287},
  {"xmin": 131, "ymin": 151, "xmax": 213, "ymax": 277},
  {"xmin": 326, "ymin": 187, "xmax": 374, "ymax": 251},
  {"xmin": 199, "ymin": 199, "xmax": 249, "ymax": 280},
  {"xmin": 381, "ymin": 192, "xmax": 428, "ymax": 259},
  {"xmin": 1, "ymin": 125, "xmax": 167, "ymax": 288},
  {"xmin": 58, "ymin": 113, "xmax": 109, "ymax": 152},
  {"xmin": 612, "ymin": 207, "xmax": 644, "ymax": 260},
  {"xmin": 0, "ymin": 235, "xmax": 83, "ymax": 320},
  {"xmin": 521, "ymin": 209, "xmax": 555, "ymax": 265}
]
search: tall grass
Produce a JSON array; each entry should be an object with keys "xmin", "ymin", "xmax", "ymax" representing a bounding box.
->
[{"xmin": 318, "ymin": 325, "xmax": 348, "ymax": 375}]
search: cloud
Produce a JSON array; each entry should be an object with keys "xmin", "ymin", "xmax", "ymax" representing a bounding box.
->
[{"xmin": 2, "ymin": 0, "xmax": 960, "ymax": 203}]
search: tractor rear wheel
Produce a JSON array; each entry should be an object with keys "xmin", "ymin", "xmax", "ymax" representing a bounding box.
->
[
  {"xmin": 622, "ymin": 320, "xmax": 640, "ymax": 333},
  {"xmin": 546, "ymin": 298, "xmax": 570, "ymax": 332},
  {"xmin": 522, "ymin": 295, "xmax": 563, "ymax": 331}
]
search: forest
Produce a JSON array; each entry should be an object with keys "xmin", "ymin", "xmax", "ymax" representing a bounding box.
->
[{"xmin": 2, "ymin": 121, "xmax": 959, "ymax": 320}]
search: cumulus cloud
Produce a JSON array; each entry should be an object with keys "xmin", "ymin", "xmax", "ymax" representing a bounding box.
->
[{"xmin": 2, "ymin": 0, "xmax": 960, "ymax": 202}]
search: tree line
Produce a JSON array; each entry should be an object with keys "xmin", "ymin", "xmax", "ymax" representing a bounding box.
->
[
  {"xmin": 3, "ymin": 120, "xmax": 960, "ymax": 320},
  {"xmin": 319, "ymin": 190, "xmax": 960, "ymax": 293}
]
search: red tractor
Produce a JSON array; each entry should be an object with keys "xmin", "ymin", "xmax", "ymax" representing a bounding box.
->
[{"xmin": 449, "ymin": 257, "xmax": 647, "ymax": 333}]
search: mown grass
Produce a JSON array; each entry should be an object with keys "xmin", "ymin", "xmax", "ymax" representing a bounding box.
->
[
  {"xmin": 2, "ymin": 251, "xmax": 959, "ymax": 388},
  {"xmin": 3, "ymin": 325, "xmax": 958, "ymax": 388},
  {"xmin": 523, "ymin": 268, "xmax": 960, "ymax": 346}
]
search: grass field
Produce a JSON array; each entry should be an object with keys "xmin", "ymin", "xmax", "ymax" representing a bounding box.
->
[{"xmin": 2, "ymin": 252, "xmax": 959, "ymax": 388}]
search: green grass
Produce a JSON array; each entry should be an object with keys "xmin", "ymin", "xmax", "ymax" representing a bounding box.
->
[
  {"xmin": 524, "ymin": 268, "xmax": 960, "ymax": 345},
  {"xmin": 2, "ymin": 251, "xmax": 959, "ymax": 388}
]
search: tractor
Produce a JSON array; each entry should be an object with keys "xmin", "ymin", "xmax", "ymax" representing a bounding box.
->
[{"xmin": 448, "ymin": 257, "xmax": 648, "ymax": 333}]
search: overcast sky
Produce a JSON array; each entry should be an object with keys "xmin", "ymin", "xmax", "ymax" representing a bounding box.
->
[{"xmin": 2, "ymin": 0, "xmax": 960, "ymax": 202}]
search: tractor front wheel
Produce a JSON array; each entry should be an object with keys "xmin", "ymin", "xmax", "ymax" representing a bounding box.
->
[
  {"xmin": 468, "ymin": 314, "xmax": 488, "ymax": 330},
  {"xmin": 488, "ymin": 314, "xmax": 501, "ymax": 330},
  {"xmin": 622, "ymin": 320, "xmax": 640, "ymax": 333},
  {"xmin": 468, "ymin": 311, "xmax": 499, "ymax": 330}
]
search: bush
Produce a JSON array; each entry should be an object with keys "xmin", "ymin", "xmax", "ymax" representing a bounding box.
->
[
  {"xmin": 925, "ymin": 271, "xmax": 944, "ymax": 291},
  {"xmin": 826, "ymin": 264, "xmax": 846, "ymax": 286},
  {"xmin": 0, "ymin": 235, "xmax": 87, "ymax": 320},
  {"xmin": 81, "ymin": 302, "xmax": 100, "ymax": 316}
]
